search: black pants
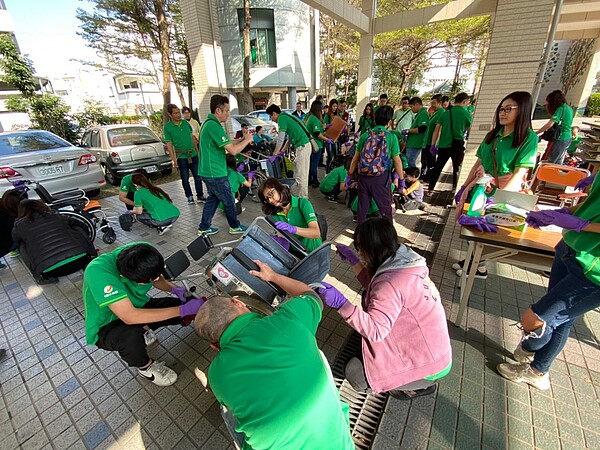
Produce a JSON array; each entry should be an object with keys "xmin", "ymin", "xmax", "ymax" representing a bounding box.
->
[
  {"xmin": 427, "ymin": 146, "xmax": 465, "ymax": 192},
  {"xmin": 125, "ymin": 192, "xmax": 135, "ymax": 211},
  {"xmin": 320, "ymin": 184, "xmax": 342, "ymax": 198},
  {"xmin": 95, "ymin": 297, "xmax": 182, "ymax": 367},
  {"xmin": 43, "ymin": 254, "xmax": 94, "ymax": 278},
  {"xmin": 421, "ymin": 145, "xmax": 436, "ymax": 182}
]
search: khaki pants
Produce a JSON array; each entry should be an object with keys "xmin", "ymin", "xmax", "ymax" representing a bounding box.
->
[{"xmin": 293, "ymin": 142, "xmax": 311, "ymax": 198}]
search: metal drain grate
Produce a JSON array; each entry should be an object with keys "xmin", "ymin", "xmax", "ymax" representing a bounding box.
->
[{"xmin": 332, "ymin": 332, "xmax": 388, "ymax": 449}]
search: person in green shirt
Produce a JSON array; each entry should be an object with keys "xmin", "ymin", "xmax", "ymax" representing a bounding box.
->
[
  {"xmin": 400, "ymin": 97, "xmax": 429, "ymax": 168},
  {"xmin": 373, "ymin": 93, "xmax": 388, "ymax": 113},
  {"xmin": 421, "ymin": 94, "xmax": 444, "ymax": 182},
  {"xmin": 304, "ymin": 100, "xmax": 331, "ymax": 187},
  {"xmin": 164, "ymin": 104, "xmax": 205, "ymax": 204},
  {"xmin": 83, "ymin": 242, "xmax": 204, "ymax": 386},
  {"xmin": 498, "ymin": 174, "xmax": 600, "ymax": 391},
  {"xmin": 357, "ymin": 102, "xmax": 375, "ymax": 134},
  {"xmin": 193, "ymin": 263, "xmax": 355, "ymax": 450},
  {"xmin": 348, "ymin": 105, "xmax": 405, "ymax": 224},
  {"xmin": 319, "ymin": 156, "xmax": 351, "ymax": 201},
  {"xmin": 131, "ymin": 173, "xmax": 180, "ymax": 235},
  {"xmin": 393, "ymin": 96, "xmax": 413, "ymax": 132},
  {"xmin": 258, "ymin": 177, "xmax": 322, "ymax": 253},
  {"xmin": 266, "ymin": 104, "xmax": 312, "ymax": 198},
  {"xmin": 217, "ymin": 154, "xmax": 254, "ymax": 214},
  {"xmin": 537, "ymin": 90, "xmax": 575, "ymax": 165},
  {"xmin": 198, "ymin": 95, "xmax": 253, "ymax": 237},
  {"xmin": 427, "ymin": 92, "xmax": 473, "ymax": 194},
  {"xmin": 567, "ymin": 126, "xmax": 582, "ymax": 155}
]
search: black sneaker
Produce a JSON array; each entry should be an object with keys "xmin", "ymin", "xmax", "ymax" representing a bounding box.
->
[
  {"xmin": 197, "ymin": 196, "xmax": 207, "ymax": 203},
  {"xmin": 326, "ymin": 195, "xmax": 338, "ymax": 203}
]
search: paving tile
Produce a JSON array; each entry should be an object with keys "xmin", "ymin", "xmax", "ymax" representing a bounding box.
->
[
  {"xmin": 56, "ymin": 378, "xmax": 80, "ymax": 400},
  {"xmin": 187, "ymin": 417, "xmax": 216, "ymax": 448},
  {"xmin": 82, "ymin": 421, "xmax": 111, "ymax": 450}
]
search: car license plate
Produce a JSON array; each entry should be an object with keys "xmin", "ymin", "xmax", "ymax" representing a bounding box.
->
[
  {"xmin": 144, "ymin": 166, "xmax": 158, "ymax": 173},
  {"xmin": 38, "ymin": 165, "xmax": 65, "ymax": 177}
]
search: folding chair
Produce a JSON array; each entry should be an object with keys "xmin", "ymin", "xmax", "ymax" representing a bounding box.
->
[{"xmin": 528, "ymin": 163, "xmax": 590, "ymax": 207}]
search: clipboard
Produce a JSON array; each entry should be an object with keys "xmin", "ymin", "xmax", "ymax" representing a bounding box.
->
[{"xmin": 324, "ymin": 116, "xmax": 347, "ymax": 141}]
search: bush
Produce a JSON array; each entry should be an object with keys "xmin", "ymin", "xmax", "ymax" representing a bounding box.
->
[{"xmin": 586, "ymin": 93, "xmax": 600, "ymax": 116}]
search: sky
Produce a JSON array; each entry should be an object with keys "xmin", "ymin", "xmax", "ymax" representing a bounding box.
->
[{"xmin": 6, "ymin": 0, "xmax": 98, "ymax": 76}]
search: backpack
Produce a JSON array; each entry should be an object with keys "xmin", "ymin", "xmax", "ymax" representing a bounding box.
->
[{"xmin": 359, "ymin": 130, "xmax": 389, "ymax": 176}]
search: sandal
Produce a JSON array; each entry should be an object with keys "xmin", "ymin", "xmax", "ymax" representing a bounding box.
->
[{"xmin": 388, "ymin": 383, "xmax": 437, "ymax": 400}]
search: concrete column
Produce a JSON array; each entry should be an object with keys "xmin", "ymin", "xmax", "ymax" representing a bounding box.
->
[
  {"xmin": 288, "ymin": 87, "xmax": 297, "ymax": 109},
  {"xmin": 565, "ymin": 37, "xmax": 600, "ymax": 112},
  {"xmin": 356, "ymin": 0, "xmax": 376, "ymax": 114}
]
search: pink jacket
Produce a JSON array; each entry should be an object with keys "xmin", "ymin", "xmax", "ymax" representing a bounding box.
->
[{"xmin": 338, "ymin": 246, "xmax": 452, "ymax": 393}]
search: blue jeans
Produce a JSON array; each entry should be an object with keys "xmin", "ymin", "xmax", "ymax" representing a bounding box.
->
[
  {"xmin": 220, "ymin": 405, "xmax": 245, "ymax": 448},
  {"xmin": 405, "ymin": 147, "xmax": 422, "ymax": 168},
  {"xmin": 309, "ymin": 148, "xmax": 323, "ymax": 185},
  {"xmin": 178, "ymin": 156, "xmax": 204, "ymax": 198},
  {"xmin": 199, "ymin": 177, "xmax": 239, "ymax": 230},
  {"xmin": 547, "ymin": 139, "xmax": 571, "ymax": 165},
  {"xmin": 522, "ymin": 240, "xmax": 600, "ymax": 373}
]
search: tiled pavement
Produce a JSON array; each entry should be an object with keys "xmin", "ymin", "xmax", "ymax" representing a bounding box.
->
[{"xmin": 1, "ymin": 169, "xmax": 599, "ymax": 450}]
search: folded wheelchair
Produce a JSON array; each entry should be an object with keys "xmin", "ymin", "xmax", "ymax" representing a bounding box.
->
[{"xmin": 163, "ymin": 217, "xmax": 330, "ymax": 315}]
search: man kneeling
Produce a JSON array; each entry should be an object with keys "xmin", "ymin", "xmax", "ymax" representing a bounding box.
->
[
  {"xmin": 83, "ymin": 242, "xmax": 203, "ymax": 386},
  {"xmin": 194, "ymin": 261, "xmax": 355, "ymax": 449}
]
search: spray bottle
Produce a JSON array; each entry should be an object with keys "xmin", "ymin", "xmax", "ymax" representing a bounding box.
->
[{"xmin": 466, "ymin": 175, "xmax": 494, "ymax": 217}]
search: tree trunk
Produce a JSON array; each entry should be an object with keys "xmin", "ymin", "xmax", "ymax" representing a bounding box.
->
[
  {"xmin": 155, "ymin": 0, "xmax": 171, "ymax": 123},
  {"xmin": 183, "ymin": 41, "xmax": 194, "ymax": 111},
  {"xmin": 238, "ymin": 0, "xmax": 253, "ymax": 114},
  {"xmin": 452, "ymin": 53, "xmax": 463, "ymax": 94},
  {"xmin": 169, "ymin": 61, "xmax": 186, "ymax": 107}
]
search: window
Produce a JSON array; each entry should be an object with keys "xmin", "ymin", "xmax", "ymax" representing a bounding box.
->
[
  {"xmin": 237, "ymin": 8, "xmax": 276, "ymax": 67},
  {"xmin": 90, "ymin": 130, "xmax": 100, "ymax": 148}
]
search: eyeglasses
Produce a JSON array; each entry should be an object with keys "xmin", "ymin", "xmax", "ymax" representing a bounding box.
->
[
  {"xmin": 499, "ymin": 105, "xmax": 519, "ymax": 114},
  {"xmin": 263, "ymin": 188, "xmax": 278, "ymax": 202}
]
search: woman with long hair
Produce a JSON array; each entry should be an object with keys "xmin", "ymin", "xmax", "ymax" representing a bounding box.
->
[
  {"xmin": 322, "ymin": 99, "xmax": 339, "ymax": 175},
  {"xmin": 258, "ymin": 177, "xmax": 322, "ymax": 253},
  {"xmin": 12, "ymin": 200, "xmax": 96, "ymax": 284},
  {"xmin": 357, "ymin": 102, "xmax": 375, "ymax": 134},
  {"xmin": 454, "ymin": 91, "xmax": 539, "ymax": 278},
  {"xmin": 317, "ymin": 218, "xmax": 451, "ymax": 399},
  {"xmin": 304, "ymin": 100, "xmax": 332, "ymax": 187},
  {"xmin": 537, "ymin": 89, "xmax": 574, "ymax": 165},
  {"xmin": 131, "ymin": 173, "xmax": 180, "ymax": 235}
]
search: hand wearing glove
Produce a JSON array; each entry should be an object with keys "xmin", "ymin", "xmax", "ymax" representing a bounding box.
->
[
  {"xmin": 171, "ymin": 286, "xmax": 188, "ymax": 303},
  {"xmin": 354, "ymin": 131, "xmax": 361, "ymax": 139},
  {"xmin": 336, "ymin": 244, "xmax": 360, "ymax": 266},
  {"xmin": 247, "ymin": 171, "xmax": 255, "ymax": 180},
  {"xmin": 344, "ymin": 175, "xmax": 354, "ymax": 189},
  {"xmin": 526, "ymin": 210, "xmax": 589, "ymax": 232},
  {"xmin": 179, "ymin": 298, "xmax": 205, "ymax": 317},
  {"xmin": 237, "ymin": 163, "xmax": 245, "ymax": 173},
  {"xmin": 270, "ymin": 234, "xmax": 291, "ymax": 251},
  {"xmin": 401, "ymin": 129, "xmax": 409, "ymax": 136},
  {"xmin": 397, "ymin": 179, "xmax": 406, "ymax": 191},
  {"xmin": 458, "ymin": 214, "xmax": 498, "ymax": 233},
  {"xmin": 430, "ymin": 145, "xmax": 438, "ymax": 156},
  {"xmin": 392, "ymin": 172, "xmax": 400, "ymax": 180},
  {"xmin": 274, "ymin": 221, "xmax": 297, "ymax": 234},
  {"xmin": 344, "ymin": 141, "xmax": 353, "ymax": 147},
  {"xmin": 575, "ymin": 174, "xmax": 595, "ymax": 191},
  {"xmin": 268, "ymin": 155, "xmax": 278, "ymax": 164},
  {"xmin": 325, "ymin": 138, "xmax": 334, "ymax": 145},
  {"xmin": 454, "ymin": 186, "xmax": 466, "ymax": 204},
  {"xmin": 316, "ymin": 282, "xmax": 348, "ymax": 309},
  {"xmin": 278, "ymin": 152, "xmax": 285, "ymax": 159},
  {"xmin": 325, "ymin": 124, "xmax": 331, "ymax": 130}
]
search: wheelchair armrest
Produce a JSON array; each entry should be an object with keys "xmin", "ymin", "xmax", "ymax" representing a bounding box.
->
[
  {"xmin": 264, "ymin": 216, "xmax": 307, "ymax": 256},
  {"xmin": 163, "ymin": 250, "xmax": 191, "ymax": 280},
  {"xmin": 230, "ymin": 248, "xmax": 286, "ymax": 297},
  {"xmin": 557, "ymin": 192, "xmax": 587, "ymax": 199},
  {"xmin": 187, "ymin": 235, "xmax": 214, "ymax": 261}
]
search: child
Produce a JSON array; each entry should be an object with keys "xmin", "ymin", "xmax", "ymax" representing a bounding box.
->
[
  {"xmin": 320, "ymin": 156, "xmax": 352, "ymax": 202},
  {"xmin": 220, "ymin": 154, "xmax": 254, "ymax": 215},
  {"xmin": 395, "ymin": 167, "xmax": 426, "ymax": 212},
  {"xmin": 567, "ymin": 126, "xmax": 582, "ymax": 156}
]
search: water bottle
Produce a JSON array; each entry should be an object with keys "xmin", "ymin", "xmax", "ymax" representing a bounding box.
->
[{"xmin": 466, "ymin": 175, "xmax": 494, "ymax": 217}]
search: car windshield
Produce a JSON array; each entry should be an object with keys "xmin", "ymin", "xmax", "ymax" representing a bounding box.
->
[
  {"xmin": 234, "ymin": 116, "xmax": 268, "ymax": 127},
  {"xmin": 107, "ymin": 127, "xmax": 160, "ymax": 147},
  {"xmin": 0, "ymin": 131, "xmax": 71, "ymax": 156}
]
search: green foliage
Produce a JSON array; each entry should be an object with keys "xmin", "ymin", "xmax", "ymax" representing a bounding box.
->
[
  {"xmin": 0, "ymin": 34, "xmax": 37, "ymax": 98},
  {"xmin": 5, "ymin": 95, "xmax": 29, "ymax": 112},
  {"xmin": 28, "ymin": 94, "xmax": 78, "ymax": 143},
  {"xmin": 148, "ymin": 112, "xmax": 165, "ymax": 138},
  {"xmin": 72, "ymin": 100, "xmax": 117, "ymax": 130},
  {"xmin": 586, "ymin": 93, "xmax": 600, "ymax": 116}
]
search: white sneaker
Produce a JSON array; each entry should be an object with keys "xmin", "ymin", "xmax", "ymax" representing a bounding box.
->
[
  {"xmin": 497, "ymin": 362, "xmax": 550, "ymax": 391},
  {"xmin": 144, "ymin": 329, "xmax": 158, "ymax": 347},
  {"xmin": 513, "ymin": 343, "xmax": 535, "ymax": 363},
  {"xmin": 456, "ymin": 268, "xmax": 488, "ymax": 279},
  {"xmin": 157, "ymin": 224, "xmax": 173, "ymax": 236},
  {"xmin": 138, "ymin": 360, "xmax": 178, "ymax": 386}
]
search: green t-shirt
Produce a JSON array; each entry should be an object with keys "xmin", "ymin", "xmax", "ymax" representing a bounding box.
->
[
  {"xmin": 278, "ymin": 113, "xmax": 309, "ymax": 147},
  {"xmin": 563, "ymin": 175, "xmax": 600, "ymax": 285},
  {"xmin": 198, "ymin": 114, "xmax": 231, "ymax": 178},
  {"xmin": 552, "ymin": 103, "xmax": 575, "ymax": 141},
  {"xmin": 437, "ymin": 106, "xmax": 472, "ymax": 148},
  {"xmin": 218, "ymin": 168, "xmax": 247, "ymax": 210},
  {"xmin": 425, "ymin": 108, "xmax": 444, "ymax": 146},
  {"xmin": 467, "ymin": 104, "xmax": 475, "ymax": 116},
  {"xmin": 304, "ymin": 113, "xmax": 324, "ymax": 149},
  {"xmin": 119, "ymin": 174, "xmax": 135, "ymax": 194},
  {"xmin": 568, "ymin": 135, "xmax": 582, "ymax": 155},
  {"xmin": 358, "ymin": 115, "xmax": 374, "ymax": 133},
  {"xmin": 389, "ymin": 131, "xmax": 409, "ymax": 168},
  {"xmin": 356, "ymin": 126, "xmax": 400, "ymax": 160},
  {"xmin": 163, "ymin": 119, "xmax": 195, "ymax": 159},
  {"xmin": 271, "ymin": 196, "xmax": 322, "ymax": 253},
  {"xmin": 83, "ymin": 242, "xmax": 155, "ymax": 345},
  {"xmin": 406, "ymin": 107, "xmax": 430, "ymax": 149},
  {"xmin": 208, "ymin": 294, "xmax": 354, "ymax": 450},
  {"xmin": 475, "ymin": 128, "xmax": 538, "ymax": 176},
  {"xmin": 320, "ymin": 165, "xmax": 347, "ymax": 193},
  {"xmin": 134, "ymin": 187, "xmax": 180, "ymax": 222}
]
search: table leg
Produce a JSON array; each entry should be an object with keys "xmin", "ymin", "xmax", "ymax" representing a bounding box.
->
[{"xmin": 455, "ymin": 242, "xmax": 484, "ymax": 327}]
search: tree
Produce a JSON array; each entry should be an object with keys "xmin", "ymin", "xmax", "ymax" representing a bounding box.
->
[
  {"xmin": 238, "ymin": 0, "xmax": 253, "ymax": 114},
  {"xmin": 0, "ymin": 34, "xmax": 36, "ymax": 98}
]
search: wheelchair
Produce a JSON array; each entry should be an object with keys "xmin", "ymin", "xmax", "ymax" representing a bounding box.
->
[{"xmin": 163, "ymin": 217, "xmax": 331, "ymax": 315}]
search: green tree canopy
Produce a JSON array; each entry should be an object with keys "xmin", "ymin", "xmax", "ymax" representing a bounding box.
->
[{"xmin": 0, "ymin": 34, "xmax": 36, "ymax": 98}]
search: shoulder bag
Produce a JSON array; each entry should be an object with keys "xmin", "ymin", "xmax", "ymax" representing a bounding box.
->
[{"xmin": 540, "ymin": 107, "xmax": 564, "ymax": 142}]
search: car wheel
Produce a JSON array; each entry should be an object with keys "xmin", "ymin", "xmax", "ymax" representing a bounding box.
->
[
  {"xmin": 162, "ymin": 168, "xmax": 173, "ymax": 176},
  {"xmin": 102, "ymin": 165, "xmax": 120, "ymax": 186},
  {"xmin": 86, "ymin": 189, "xmax": 100, "ymax": 198}
]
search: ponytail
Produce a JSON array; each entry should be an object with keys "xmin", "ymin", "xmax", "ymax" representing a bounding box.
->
[{"xmin": 131, "ymin": 174, "xmax": 172, "ymax": 202}]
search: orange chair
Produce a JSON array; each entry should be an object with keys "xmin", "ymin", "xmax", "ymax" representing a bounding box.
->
[{"xmin": 528, "ymin": 163, "xmax": 590, "ymax": 206}]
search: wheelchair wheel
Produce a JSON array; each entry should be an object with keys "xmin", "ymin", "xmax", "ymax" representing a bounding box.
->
[
  {"xmin": 102, "ymin": 228, "xmax": 117, "ymax": 244},
  {"xmin": 250, "ymin": 171, "xmax": 267, "ymax": 203},
  {"xmin": 59, "ymin": 210, "xmax": 97, "ymax": 242}
]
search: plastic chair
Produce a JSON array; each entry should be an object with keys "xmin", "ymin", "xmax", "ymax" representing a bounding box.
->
[{"xmin": 528, "ymin": 163, "xmax": 590, "ymax": 206}]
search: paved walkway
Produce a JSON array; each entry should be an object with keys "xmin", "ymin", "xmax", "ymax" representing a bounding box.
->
[{"xmin": 0, "ymin": 170, "xmax": 599, "ymax": 449}]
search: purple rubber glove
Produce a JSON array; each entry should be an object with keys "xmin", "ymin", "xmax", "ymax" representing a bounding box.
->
[
  {"xmin": 392, "ymin": 172, "xmax": 400, "ymax": 180},
  {"xmin": 237, "ymin": 163, "xmax": 245, "ymax": 173},
  {"xmin": 171, "ymin": 286, "xmax": 188, "ymax": 303},
  {"xmin": 354, "ymin": 131, "xmax": 361, "ymax": 139},
  {"xmin": 458, "ymin": 214, "xmax": 498, "ymax": 233},
  {"xmin": 454, "ymin": 186, "xmax": 466, "ymax": 204},
  {"xmin": 316, "ymin": 282, "xmax": 348, "ymax": 309},
  {"xmin": 268, "ymin": 155, "xmax": 278, "ymax": 164},
  {"xmin": 575, "ymin": 174, "xmax": 595, "ymax": 191},
  {"xmin": 274, "ymin": 221, "xmax": 297, "ymax": 234},
  {"xmin": 430, "ymin": 144, "xmax": 438, "ymax": 156},
  {"xmin": 325, "ymin": 124, "xmax": 332, "ymax": 130},
  {"xmin": 401, "ymin": 129, "xmax": 409, "ymax": 136},
  {"xmin": 397, "ymin": 179, "xmax": 406, "ymax": 191},
  {"xmin": 325, "ymin": 138, "xmax": 334, "ymax": 145},
  {"xmin": 527, "ymin": 210, "xmax": 589, "ymax": 232},
  {"xmin": 247, "ymin": 171, "xmax": 255, "ymax": 180},
  {"xmin": 179, "ymin": 298, "xmax": 205, "ymax": 317},
  {"xmin": 336, "ymin": 244, "xmax": 360, "ymax": 266},
  {"xmin": 270, "ymin": 234, "xmax": 291, "ymax": 251},
  {"xmin": 344, "ymin": 175, "xmax": 353, "ymax": 189},
  {"xmin": 344, "ymin": 141, "xmax": 353, "ymax": 147}
]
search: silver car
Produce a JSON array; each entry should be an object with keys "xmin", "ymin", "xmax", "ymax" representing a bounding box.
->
[
  {"xmin": 82, "ymin": 125, "xmax": 173, "ymax": 186},
  {"xmin": 0, "ymin": 130, "xmax": 106, "ymax": 197}
]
